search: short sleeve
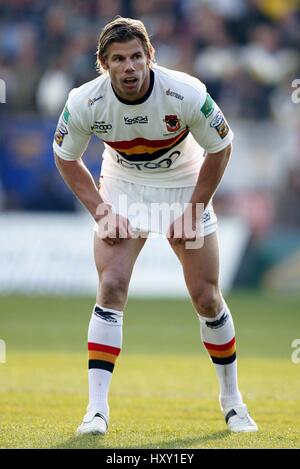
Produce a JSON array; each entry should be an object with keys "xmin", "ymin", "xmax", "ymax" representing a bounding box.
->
[
  {"xmin": 52, "ymin": 89, "xmax": 92, "ymax": 160},
  {"xmin": 187, "ymin": 92, "xmax": 234, "ymax": 153}
]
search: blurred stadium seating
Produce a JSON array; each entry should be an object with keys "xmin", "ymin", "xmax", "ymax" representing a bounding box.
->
[{"xmin": 0, "ymin": 0, "xmax": 300, "ymax": 292}]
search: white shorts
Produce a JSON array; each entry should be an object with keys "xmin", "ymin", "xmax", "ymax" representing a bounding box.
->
[{"xmin": 95, "ymin": 176, "xmax": 217, "ymax": 237}]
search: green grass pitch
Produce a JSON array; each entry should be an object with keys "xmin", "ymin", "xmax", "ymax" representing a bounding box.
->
[{"xmin": 0, "ymin": 291, "xmax": 299, "ymax": 449}]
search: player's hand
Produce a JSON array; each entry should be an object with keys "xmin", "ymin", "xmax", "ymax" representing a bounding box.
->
[
  {"xmin": 167, "ymin": 208, "xmax": 203, "ymax": 249},
  {"xmin": 95, "ymin": 203, "xmax": 133, "ymax": 246},
  {"xmin": 167, "ymin": 215, "xmax": 197, "ymax": 246}
]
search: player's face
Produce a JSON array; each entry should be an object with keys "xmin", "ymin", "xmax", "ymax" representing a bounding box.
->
[{"xmin": 102, "ymin": 39, "xmax": 151, "ymax": 101}]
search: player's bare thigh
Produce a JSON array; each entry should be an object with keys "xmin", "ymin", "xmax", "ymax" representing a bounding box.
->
[
  {"xmin": 94, "ymin": 233, "xmax": 147, "ymax": 309},
  {"xmin": 169, "ymin": 232, "xmax": 223, "ymax": 316}
]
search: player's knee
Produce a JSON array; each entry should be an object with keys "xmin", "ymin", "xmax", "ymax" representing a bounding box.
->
[
  {"xmin": 191, "ymin": 285, "xmax": 221, "ymax": 317},
  {"xmin": 100, "ymin": 273, "xmax": 129, "ymax": 302}
]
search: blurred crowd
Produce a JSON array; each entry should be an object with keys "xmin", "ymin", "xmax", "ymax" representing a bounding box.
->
[
  {"xmin": 0, "ymin": 0, "xmax": 299, "ymax": 119},
  {"xmin": 0, "ymin": 0, "xmax": 300, "ymax": 240}
]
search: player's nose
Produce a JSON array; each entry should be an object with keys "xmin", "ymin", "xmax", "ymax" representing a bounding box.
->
[{"xmin": 124, "ymin": 58, "xmax": 135, "ymax": 72}]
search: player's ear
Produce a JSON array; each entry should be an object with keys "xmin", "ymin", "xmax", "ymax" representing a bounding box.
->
[
  {"xmin": 100, "ymin": 56, "xmax": 109, "ymax": 71},
  {"xmin": 146, "ymin": 53, "xmax": 152, "ymax": 68},
  {"xmin": 146, "ymin": 46, "xmax": 155, "ymax": 67}
]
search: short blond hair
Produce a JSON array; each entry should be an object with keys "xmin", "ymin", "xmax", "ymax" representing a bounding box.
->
[{"xmin": 96, "ymin": 16, "xmax": 155, "ymax": 73}]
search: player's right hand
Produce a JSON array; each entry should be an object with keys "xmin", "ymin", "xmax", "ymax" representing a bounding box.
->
[{"xmin": 95, "ymin": 203, "xmax": 133, "ymax": 246}]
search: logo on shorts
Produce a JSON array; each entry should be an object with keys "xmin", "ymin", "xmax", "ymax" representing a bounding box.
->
[
  {"xmin": 164, "ymin": 115, "xmax": 181, "ymax": 132},
  {"xmin": 202, "ymin": 211, "xmax": 211, "ymax": 223},
  {"xmin": 124, "ymin": 116, "xmax": 148, "ymax": 125}
]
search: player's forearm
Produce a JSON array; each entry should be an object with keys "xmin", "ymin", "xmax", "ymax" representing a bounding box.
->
[
  {"xmin": 189, "ymin": 144, "xmax": 232, "ymax": 213},
  {"xmin": 54, "ymin": 154, "xmax": 103, "ymax": 220}
]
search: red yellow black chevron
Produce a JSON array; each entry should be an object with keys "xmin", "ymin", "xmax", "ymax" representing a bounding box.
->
[{"xmin": 102, "ymin": 127, "xmax": 189, "ymax": 162}]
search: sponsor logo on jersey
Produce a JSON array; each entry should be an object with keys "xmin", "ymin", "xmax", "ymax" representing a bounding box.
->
[
  {"xmin": 91, "ymin": 121, "xmax": 113, "ymax": 133},
  {"xmin": 115, "ymin": 150, "xmax": 181, "ymax": 171},
  {"xmin": 200, "ymin": 93, "xmax": 214, "ymax": 118},
  {"xmin": 54, "ymin": 121, "xmax": 68, "ymax": 147},
  {"xmin": 88, "ymin": 96, "xmax": 103, "ymax": 106},
  {"xmin": 62, "ymin": 105, "xmax": 70, "ymax": 124},
  {"xmin": 124, "ymin": 116, "xmax": 148, "ymax": 125},
  {"xmin": 166, "ymin": 88, "xmax": 184, "ymax": 101},
  {"xmin": 210, "ymin": 110, "xmax": 224, "ymax": 128},
  {"xmin": 164, "ymin": 115, "xmax": 181, "ymax": 132},
  {"xmin": 210, "ymin": 111, "xmax": 229, "ymax": 139}
]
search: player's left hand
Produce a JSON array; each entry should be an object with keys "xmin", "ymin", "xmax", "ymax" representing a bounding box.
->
[
  {"xmin": 167, "ymin": 212, "xmax": 197, "ymax": 246},
  {"xmin": 167, "ymin": 205, "xmax": 205, "ymax": 249}
]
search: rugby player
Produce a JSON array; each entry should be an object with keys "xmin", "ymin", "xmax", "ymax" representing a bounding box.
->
[{"xmin": 53, "ymin": 17, "xmax": 258, "ymax": 435}]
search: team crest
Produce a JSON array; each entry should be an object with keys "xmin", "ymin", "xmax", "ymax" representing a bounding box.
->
[{"xmin": 164, "ymin": 115, "xmax": 180, "ymax": 132}]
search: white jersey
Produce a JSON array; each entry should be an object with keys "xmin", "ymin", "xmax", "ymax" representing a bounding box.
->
[{"xmin": 53, "ymin": 65, "xmax": 233, "ymax": 187}]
